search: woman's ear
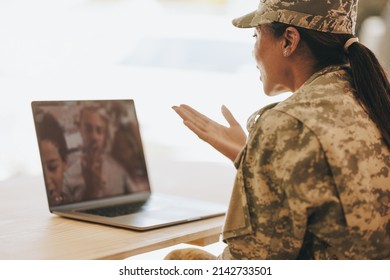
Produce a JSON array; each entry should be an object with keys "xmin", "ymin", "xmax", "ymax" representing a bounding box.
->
[{"xmin": 281, "ymin": 26, "xmax": 301, "ymax": 57}]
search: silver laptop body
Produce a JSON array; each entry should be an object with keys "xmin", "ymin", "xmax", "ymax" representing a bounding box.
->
[{"xmin": 32, "ymin": 99, "xmax": 225, "ymax": 230}]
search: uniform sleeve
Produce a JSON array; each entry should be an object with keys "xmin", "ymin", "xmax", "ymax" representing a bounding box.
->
[{"xmin": 221, "ymin": 110, "xmax": 340, "ymax": 259}]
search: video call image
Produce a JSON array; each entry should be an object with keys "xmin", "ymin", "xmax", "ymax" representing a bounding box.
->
[{"xmin": 32, "ymin": 100, "xmax": 150, "ymax": 206}]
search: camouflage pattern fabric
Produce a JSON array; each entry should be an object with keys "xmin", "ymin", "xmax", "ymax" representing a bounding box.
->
[
  {"xmin": 221, "ymin": 65, "xmax": 390, "ymax": 259},
  {"xmin": 233, "ymin": 0, "xmax": 358, "ymax": 35},
  {"xmin": 164, "ymin": 248, "xmax": 217, "ymax": 260}
]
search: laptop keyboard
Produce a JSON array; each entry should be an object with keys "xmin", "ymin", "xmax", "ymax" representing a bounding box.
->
[{"xmin": 80, "ymin": 201, "xmax": 146, "ymax": 218}]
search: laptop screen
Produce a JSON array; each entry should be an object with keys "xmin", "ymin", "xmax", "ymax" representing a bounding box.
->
[{"xmin": 32, "ymin": 100, "xmax": 151, "ymax": 207}]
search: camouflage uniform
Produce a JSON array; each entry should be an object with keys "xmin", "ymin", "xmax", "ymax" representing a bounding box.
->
[
  {"xmin": 164, "ymin": 0, "xmax": 390, "ymax": 260},
  {"xmin": 233, "ymin": 0, "xmax": 358, "ymax": 34},
  {"xmin": 221, "ymin": 65, "xmax": 390, "ymax": 259}
]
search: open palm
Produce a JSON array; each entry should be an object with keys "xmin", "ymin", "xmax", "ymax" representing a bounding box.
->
[{"xmin": 172, "ymin": 104, "xmax": 247, "ymax": 162}]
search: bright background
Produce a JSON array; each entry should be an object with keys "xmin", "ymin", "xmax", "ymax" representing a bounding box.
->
[
  {"xmin": 0, "ymin": 0, "xmax": 290, "ymax": 181},
  {"xmin": 0, "ymin": 0, "xmax": 389, "ymax": 260},
  {"xmin": 0, "ymin": 0, "xmax": 388, "ymax": 180}
]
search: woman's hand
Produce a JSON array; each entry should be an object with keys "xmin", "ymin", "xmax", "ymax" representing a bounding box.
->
[{"xmin": 172, "ymin": 104, "xmax": 247, "ymax": 162}]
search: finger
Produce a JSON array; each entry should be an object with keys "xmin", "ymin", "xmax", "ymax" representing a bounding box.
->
[
  {"xmin": 173, "ymin": 105, "xmax": 210, "ymax": 127},
  {"xmin": 173, "ymin": 104, "xmax": 207, "ymax": 123},
  {"xmin": 221, "ymin": 105, "xmax": 240, "ymax": 127},
  {"xmin": 179, "ymin": 104, "xmax": 224, "ymax": 128}
]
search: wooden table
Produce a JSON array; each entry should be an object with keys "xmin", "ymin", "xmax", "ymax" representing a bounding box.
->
[{"xmin": 0, "ymin": 161, "xmax": 235, "ymax": 259}]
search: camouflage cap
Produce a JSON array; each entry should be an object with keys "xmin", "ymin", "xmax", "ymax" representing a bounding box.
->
[{"xmin": 232, "ymin": 0, "xmax": 358, "ymax": 34}]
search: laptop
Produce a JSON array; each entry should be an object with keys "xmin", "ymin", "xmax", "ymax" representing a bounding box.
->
[{"xmin": 31, "ymin": 99, "xmax": 226, "ymax": 230}]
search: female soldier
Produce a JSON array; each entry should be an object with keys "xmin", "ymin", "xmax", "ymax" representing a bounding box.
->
[{"xmin": 167, "ymin": 0, "xmax": 390, "ymax": 259}]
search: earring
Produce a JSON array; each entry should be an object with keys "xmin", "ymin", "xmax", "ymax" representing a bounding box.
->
[{"xmin": 283, "ymin": 49, "xmax": 289, "ymax": 57}]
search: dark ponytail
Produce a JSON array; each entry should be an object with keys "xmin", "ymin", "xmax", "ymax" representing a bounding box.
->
[
  {"xmin": 269, "ymin": 22, "xmax": 390, "ymax": 149},
  {"xmin": 347, "ymin": 43, "xmax": 390, "ymax": 148}
]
